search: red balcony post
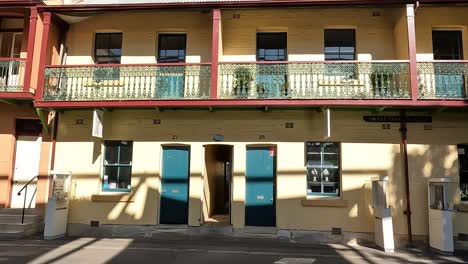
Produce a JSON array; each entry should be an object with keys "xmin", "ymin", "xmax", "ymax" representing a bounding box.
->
[
  {"xmin": 23, "ymin": 7, "xmax": 38, "ymax": 93},
  {"xmin": 35, "ymin": 12, "xmax": 51, "ymax": 101},
  {"xmin": 211, "ymin": 9, "xmax": 221, "ymax": 99},
  {"xmin": 406, "ymin": 4, "xmax": 418, "ymax": 100}
]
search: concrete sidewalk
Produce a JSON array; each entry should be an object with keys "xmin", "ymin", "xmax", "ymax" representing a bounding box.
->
[{"xmin": 0, "ymin": 234, "xmax": 466, "ymax": 264}]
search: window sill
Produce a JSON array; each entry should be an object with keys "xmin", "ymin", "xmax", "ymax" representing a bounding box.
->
[
  {"xmin": 302, "ymin": 198, "xmax": 348, "ymax": 208},
  {"xmin": 91, "ymin": 194, "xmax": 134, "ymax": 203}
]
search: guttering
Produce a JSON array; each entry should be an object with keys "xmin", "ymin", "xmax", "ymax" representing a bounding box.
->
[
  {"xmin": 0, "ymin": 0, "xmax": 40, "ymax": 7},
  {"xmin": 38, "ymin": 0, "xmax": 414, "ymax": 12}
]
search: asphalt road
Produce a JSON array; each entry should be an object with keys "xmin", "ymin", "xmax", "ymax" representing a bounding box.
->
[{"xmin": 0, "ymin": 234, "xmax": 467, "ymax": 264}]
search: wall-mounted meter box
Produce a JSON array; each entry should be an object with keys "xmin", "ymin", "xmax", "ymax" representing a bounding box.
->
[
  {"xmin": 44, "ymin": 171, "xmax": 72, "ymax": 240},
  {"xmin": 428, "ymin": 178, "xmax": 457, "ymax": 254},
  {"xmin": 372, "ymin": 176, "xmax": 394, "ymax": 253}
]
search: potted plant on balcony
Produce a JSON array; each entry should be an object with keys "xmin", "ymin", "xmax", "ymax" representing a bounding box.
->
[{"xmin": 233, "ymin": 66, "xmax": 253, "ymax": 98}]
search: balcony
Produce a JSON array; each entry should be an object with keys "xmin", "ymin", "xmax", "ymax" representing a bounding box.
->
[
  {"xmin": 43, "ymin": 63, "xmax": 212, "ymax": 101},
  {"xmin": 0, "ymin": 59, "xmax": 26, "ymax": 93},
  {"xmin": 218, "ymin": 61, "xmax": 410, "ymax": 100},
  {"xmin": 418, "ymin": 61, "xmax": 468, "ymax": 100}
]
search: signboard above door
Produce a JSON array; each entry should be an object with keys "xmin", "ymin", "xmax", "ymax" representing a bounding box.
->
[{"xmin": 363, "ymin": 116, "xmax": 432, "ymax": 123}]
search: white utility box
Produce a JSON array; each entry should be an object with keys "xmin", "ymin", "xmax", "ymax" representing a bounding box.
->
[
  {"xmin": 372, "ymin": 176, "xmax": 394, "ymax": 253},
  {"xmin": 44, "ymin": 171, "xmax": 72, "ymax": 240},
  {"xmin": 428, "ymin": 177, "xmax": 456, "ymax": 254}
]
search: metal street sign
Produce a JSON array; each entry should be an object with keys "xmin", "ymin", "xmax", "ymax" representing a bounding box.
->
[{"xmin": 363, "ymin": 116, "xmax": 432, "ymax": 123}]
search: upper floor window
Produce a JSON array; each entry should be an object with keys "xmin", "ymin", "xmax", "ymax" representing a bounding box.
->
[
  {"xmin": 94, "ymin": 33, "xmax": 122, "ymax": 64},
  {"xmin": 103, "ymin": 140, "xmax": 133, "ymax": 192},
  {"xmin": 324, "ymin": 29, "xmax": 356, "ymax": 61},
  {"xmin": 433, "ymin": 30, "xmax": 464, "ymax": 60},
  {"xmin": 306, "ymin": 142, "xmax": 341, "ymax": 197},
  {"xmin": 158, "ymin": 34, "xmax": 186, "ymax": 63},
  {"xmin": 459, "ymin": 144, "xmax": 468, "ymax": 202},
  {"xmin": 256, "ymin": 32, "xmax": 287, "ymax": 61}
]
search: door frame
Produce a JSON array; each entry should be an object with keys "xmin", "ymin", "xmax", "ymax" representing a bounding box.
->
[
  {"xmin": 7, "ymin": 118, "xmax": 42, "ymax": 208},
  {"xmin": 158, "ymin": 144, "xmax": 191, "ymax": 225},
  {"xmin": 245, "ymin": 144, "xmax": 278, "ymax": 227},
  {"xmin": 201, "ymin": 144, "xmax": 234, "ymax": 226}
]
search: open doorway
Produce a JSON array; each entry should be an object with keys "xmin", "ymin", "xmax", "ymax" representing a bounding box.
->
[{"xmin": 203, "ymin": 145, "xmax": 233, "ymax": 226}]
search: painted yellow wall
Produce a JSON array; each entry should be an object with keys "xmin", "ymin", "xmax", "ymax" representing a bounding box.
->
[
  {"xmin": 415, "ymin": 6, "xmax": 468, "ymax": 60},
  {"xmin": 55, "ymin": 109, "xmax": 468, "ymax": 237},
  {"xmin": 221, "ymin": 7, "xmax": 404, "ymax": 62},
  {"xmin": 64, "ymin": 11, "xmax": 212, "ymax": 65}
]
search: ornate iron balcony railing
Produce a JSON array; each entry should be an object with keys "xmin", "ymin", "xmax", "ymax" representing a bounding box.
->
[
  {"xmin": 418, "ymin": 61, "xmax": 468, "ymax": 99},
  {"xmin": 43, "ymin": 63, "xmax": 211, "ymax": 101},
  {"xmin": 0, "ymin": 58, "xmax": 26, "ymax": 92},
  {"xmin": 218, "ymin": 61, "xmax": 410, "ymax": 99}
]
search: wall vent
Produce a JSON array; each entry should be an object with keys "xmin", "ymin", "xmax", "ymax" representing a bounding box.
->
[
  {"xmin": 90, "ymin": 220, "xmax": 100, "ymax": 227},
  {"xmin": 332, "ymin": 227, "xmax": 342, "ymax": 235}
]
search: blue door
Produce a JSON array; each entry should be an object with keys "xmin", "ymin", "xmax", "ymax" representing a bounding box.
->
[
  {"xmin": 160, "ymin": 146, "xmax": 190, "ymax": 224},
  {"xmin": 245, "ymin": 147, "xmax": 276, "ymax": 227}
]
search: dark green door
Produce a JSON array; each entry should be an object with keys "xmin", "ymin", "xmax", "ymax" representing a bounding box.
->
[
  {"xmin": 160, "ymin": 146, "xmax": 190, "ymax": 224},
  {"xmin": 245, "ymin": 147, "xmax": 276, "ymax": 227}
]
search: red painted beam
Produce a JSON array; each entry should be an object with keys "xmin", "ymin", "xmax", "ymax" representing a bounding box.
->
[
  {"xmin": 34, "ymin": 99, "xmax": 468, "ymax": 109},
  {"xmin": 23, "ymin": 7, "xmax": 38, "ymax": 93},
  {"xmin": 0, "ymin": 92, "xmax": 35, "ymax": 100},
  {"xmin": 35, "ymin": 12, "xmax": 51, "ymax": 102},
  {"xmin": 211, "ymin": 9, "xmax": 221, "ymax": 99},
  {"xmin": 406, "ymin": 4, "xmax": 418, "ymax": 101}
]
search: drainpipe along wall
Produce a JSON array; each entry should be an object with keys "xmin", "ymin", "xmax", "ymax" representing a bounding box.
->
[{"xmin": 400, "ymin": 109, "xmax": 413, "ymax": 243}]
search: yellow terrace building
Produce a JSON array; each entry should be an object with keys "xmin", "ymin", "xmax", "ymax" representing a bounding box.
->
[{"xmin": 1, "ymin": 0, "xmax": 468, "ymax": 244}]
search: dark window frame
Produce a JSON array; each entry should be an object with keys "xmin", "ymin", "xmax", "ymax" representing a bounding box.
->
[
  {"xmin": 324, "ymin": 29, "xmax": 356, "ymax": 61},
  {"xmin": 93, "ymin": 32, "xmax": 123, "ymax": 64},
  {"xmin": 102, "ymin": 140, "xmax": 133, "ymax": 193},
  {"xmin": 157, "ymin": 34, "xmax": 187, "ymax": 63},
  {"xmin": 305, "ymin": 141, "xmax": 341, "ymax": 197},
  {"xmin": 256, "ymin": 32, "xmax": 288, "ymax": 61},
  {"xmin": 432, "ymin": 30, "xmax": 464, "ymax": 60}
]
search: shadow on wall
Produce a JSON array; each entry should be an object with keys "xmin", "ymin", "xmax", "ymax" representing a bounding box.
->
[{"xmin": 389, "ymin": 144, "xmax": 459, "ymax": 237}]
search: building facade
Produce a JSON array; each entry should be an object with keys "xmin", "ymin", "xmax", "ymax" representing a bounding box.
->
[{"xmin": 1, "ymin": 0, "xmax": 468, "ymax": 243}]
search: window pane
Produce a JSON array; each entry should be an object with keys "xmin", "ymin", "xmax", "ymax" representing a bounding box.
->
[
  {"xmin": 119, "ymin": 141, "xmax": 133, "ymax": 164},
  {"xmin": 433, "ymin": 31, "xmax": 463, "ymax": 60},
  {"xmin": 104, "ymin": 142, "xmax": 119, "ymax": 165},
  {"xmin": 95, "ymin": 33, "xmax": 122, "ymax": 65},
  {"xmin": 323, "ymin": 154, "xmax": 339, "ymax": 167},
  {"xmin": 257, "ymin": 33, "xmax": 287, "ymax": 61},
  {"xmin": 308, "ymin": 183, "xmax": 322, "ymax": 193},
  {"xmin": 109, "ymin": 33, "xmax": 123, "ymax": 49},
  {"xmin": 118, "ymin": 166, "xmax": 132, "ymax": 190},
  {"xmin": 305, "ymin": 141, "xmax": 341, "ymax": 196},
  {"xmin": 324, "ymin": 29, "xmax": 356, "ymax": 61},
  {"xmin": 158, "ymin": 34, "xmax": 186, "ymax": 63},
  {"xmin": 307, "ymin": 167, "xmax": 321, "ymax": 182},
  {"xmin": 103, "ymin": 166, "xmax": 118, "ymax": 190}
]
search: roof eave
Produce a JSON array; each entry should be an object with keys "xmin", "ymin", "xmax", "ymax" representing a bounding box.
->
[{"xmin": 38, "ymin": 0, "xmax": 416, "ymax": 12}]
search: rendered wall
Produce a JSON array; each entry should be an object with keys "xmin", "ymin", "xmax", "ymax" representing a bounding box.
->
[
  {"xmin": 64, "ymin": 11, "xmax": 212, "ymax": 65},
  {"xmin": 54, "ymin": 109, "xmax": 468, "ymax": 237},
  {"xmin": 221, "ymin": 7, "xmax": 403, "ymax": 62},
  {"xmin": 415, "ymin": 6, "xmax": 468, "ymax": 60}
]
